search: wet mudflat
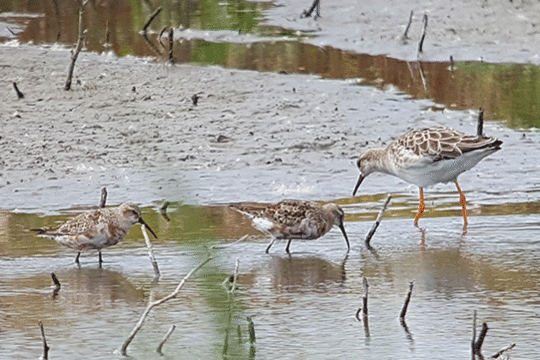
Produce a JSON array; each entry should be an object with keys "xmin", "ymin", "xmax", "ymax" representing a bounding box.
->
[{"xmin": 1, "ymin": 0, "xmax": 540, "ymax": 359}]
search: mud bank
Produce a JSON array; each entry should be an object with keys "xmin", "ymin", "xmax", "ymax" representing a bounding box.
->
[
  {"xmin": 0, "ymin": 43, "xmax": 534, "ymax": 213},
  {"xmin": 267, "ymin": 0, "xmax": 540, "ymax": 64}
]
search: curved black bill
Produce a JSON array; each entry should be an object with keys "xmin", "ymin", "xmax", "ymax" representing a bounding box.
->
[
  {"xmin": 139, "ymin": 218, "xmax": 158, "ymax": 239},
  {"xmin": 352, "ymin": 174, "xmax": 365, "ymax": 196},
  {"xmin": 339, "ymin": 223, "xmax": 350, "ymax": 251}
]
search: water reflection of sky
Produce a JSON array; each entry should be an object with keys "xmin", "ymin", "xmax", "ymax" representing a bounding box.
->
[{"xmin": 2, "ymin": 0, "xmax": 540, "ymax": 128}]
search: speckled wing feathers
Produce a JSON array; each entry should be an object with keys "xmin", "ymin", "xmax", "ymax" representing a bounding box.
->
[
  {"xmin": 392, "ymin": 127, "xmax": 501, "ymax": 162},
  {"xmin": 231, "ymin": 200, "xmax": 328, "ymax": 239}
]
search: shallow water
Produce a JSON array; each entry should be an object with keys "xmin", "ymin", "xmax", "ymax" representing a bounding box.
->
[{"xmin": 1, "ymin": 206, "xmax": 539, "ymax": 359}]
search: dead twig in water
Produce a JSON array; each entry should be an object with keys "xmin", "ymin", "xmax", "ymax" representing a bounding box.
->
[
  {"xmin": 247, "ymin": 316, "xmax": 256, "ymax": 344},
  {"xmin": 362, "ymin": 277, "xmax": 369, "ymax": 318},
  {"xmin": 117, "ymin": 257, "xmax": 213, "ymax": 356},
  {"xmin": 13, "ymin": 82, "xmax": 24, "ymax": 99},
  {"xmin": 222, "ymin": 259, "xmax": 240, "ymax": 358},
  {"xmin": 50, "ymin": 0, "xmax": 61, "ymax": 41},
  {"xmin": 418, "ymin": 14, "xmax": 428, "ymax": 54},
  {"xmin": 491, "ymin": 343, "xmax": 515, "ymax": 358},
  {"xmin": 65, "ymin": 0, "xmax": 89, "ymax": 91},
  {"xmin": 38, "ymin": 321, "xmax": 50, "ymax": 360},
  {"xmin": 477, "ymin": 108, "xmax": 484, "ymax": 138},
  {"xmin": 51, "ymin": 272, "xmax": 61, "ymax": 297},
  {"xmin": 99, "ymin": 187, "xmax": 107, "ymax": 208},
  {"xmin": 142, "ymin": 225, "xmax": 160, "ymax": 280},
  {"xmin": 141, "ymin": 7, "xmax": 163, "ymax": 57},
  {"xmin": 472, "ymin": 310, "xmax": 477, "ymax": 355},
  {"xmin": 301, "ymin": 0, "xmax": 320, "ymax": 18},
  {"xmin": 156, "ymin": 325, "xmax": 176, "ymax": 355},
  {"xmin": 365, "ymin": 194, "xmax": 392, "ymax": 247},
  {"xmin": 473, "ymin": 322, "xmax": 489, "ymax": 355},
  {"xmin": 399, "ymin": 281, "xmax": 414, "ymax": 321},
  {"xmin": 400, "ymin": 10, "xmax": 414, "ymax": 43},
  {"xmin": 159, "ymin": 201, "xmax": 170, "ymax": 221}
]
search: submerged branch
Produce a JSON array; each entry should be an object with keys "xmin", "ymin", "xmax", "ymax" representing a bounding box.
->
[{"xmin": 117, "ymin": 257, "xmax": 213, "ymax": 356}]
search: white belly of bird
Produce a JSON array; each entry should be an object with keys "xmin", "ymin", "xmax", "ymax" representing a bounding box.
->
[{"xmin": 395, "ymin": 150, "xmax": 494, "ymax": 188}]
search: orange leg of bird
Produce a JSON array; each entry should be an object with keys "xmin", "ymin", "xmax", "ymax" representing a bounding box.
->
[
  {"xmin": 454, "ymin": 180, "xmax": 468, "ymax": 227},
  {"xmin": 414, "ymin": 187, "xmax": 425, "ymax": 226}
]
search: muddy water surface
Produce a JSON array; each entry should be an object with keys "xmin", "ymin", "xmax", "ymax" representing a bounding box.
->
[{"xmin": 1, "ymin": 207, "xmax": 539, "ymax": 359}]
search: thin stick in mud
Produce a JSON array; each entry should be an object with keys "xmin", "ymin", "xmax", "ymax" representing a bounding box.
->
[
  {"xmin": 401, "ymin": 10, "xmax": 414, "ymax": 42},
  {"xmin": 399, "ymin": 281, "xmax": 414, "ymax": 321},
  {"xmin": 38, "ymin": 321, "xmax": 50, "ymax": 360},
  {"xmin": 65, "ymin": 1, "xmax": 89, "ymax": 91},
  {"xmin": 168, "ymin": 27, "xmax": 174, "ymax": 62},
  {"xmin": 301, "ymin": 0, "xmax": 320, "ymax": 18},
  {"xmin": 477, "ymin": 108, "xmax": 484, "ymax": 138},
  {"xmin": 156, "ymin": 325, "xmax": 176, "ymax": 355},
  {"xmin": 364, "ymin": 194, "xmax": 392, "ymax": 247},
  {"xmin": 99, "ymin": 187, "xmax": 107, "ymax": 208},
  {"xmin": 13, "ymin": 82, "xmax": 24, "ymax": 99},
  {"xmin": 418, "ymin": 14, "xmax": 428, "ymax": 54}
]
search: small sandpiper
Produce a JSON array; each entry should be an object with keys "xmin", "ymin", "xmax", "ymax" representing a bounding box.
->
[
  {"xmin": 231, "ymin": 200, "xmax": 350, "ymax": 253},
  {"xmin": 353, "ymin": 126, "xmax": 502, "ymax": 226},
  {"xmin": 33, "ymin": 203, "xmax": 157, "ymax": 265}
]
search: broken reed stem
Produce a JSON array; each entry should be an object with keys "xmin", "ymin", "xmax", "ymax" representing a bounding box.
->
[
  {"xmin": 156, "ymin": 325, "xmax": 176, "ymax": 355},
  {"xmin": 142, "ymin": 225, "xmax": 160, "ymax": 279},
  {"xmin": 13, "ymin": 82, "xmax": 24, "ymax": 99},
  {"xmin": 365, "ymin": 194, "xmax": 392, "ymax": 246},
  {"xmin": 399, "ymin": 281, "xmax": 414, "ymax": 320},
  {"xmin": 301, "ymin": 0, "xmax": 320, "ymax": 18},
  {"xmin": 401, "ymin": 10, "xmax": 414, "ymax": 41},
  {"xmin": 118, "ymin": 257, "xmax": 213, "ymax": 356},
  {"xmin": 491, "ymin": 343, "xmax": 515, "ymax": 359},
  {"xmin": 38, "ymin": 321, "xmax": 50, "ymax": 360},
  {"xmin": 64, "ymin": 1, "xmax": 88, "ymax": 91},
  {"xmin": 473, "ymin": 322, "xmax": 489, "ymax": 355},
  {"xmin": 99, "ymin": 187, "xmax": 107, "ymax": 208},
  {"xmin": 477, "ymin": 108, "xmax": 484, "ymax": 138},
  {"xmin": 418, "ymin": 14, "xmax": 428, "ymax": 54},
  {"xmin": 168, "ymin": 27, "xmax": 174, "ymax": 62}
]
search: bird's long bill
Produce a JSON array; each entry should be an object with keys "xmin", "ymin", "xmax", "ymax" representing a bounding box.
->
[
  {"xmin": 139, "ymin": 218, "xmax": 158, "ymax": 239},
  {"xmin": 339, "ymin": 223, "xmax": 350, "ymax": 251},
  {"xmin": 352, "ymin": 174, "xmax": 365, "ymax": 196}
]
